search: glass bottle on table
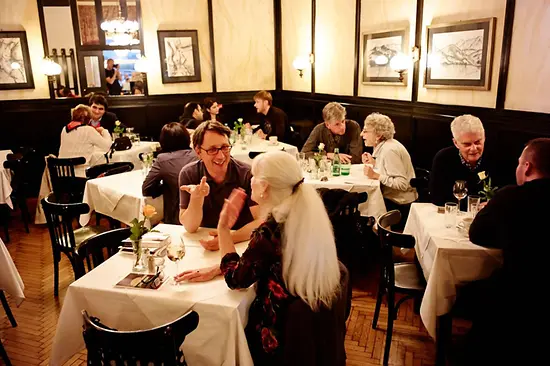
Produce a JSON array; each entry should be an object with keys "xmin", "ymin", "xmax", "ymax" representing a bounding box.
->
[
  {"xmin": 453, "ymin": 180, "xmax": 468, "ymax": 214},
  {"xmin": 332, "ymin": 148, "xmax": 341, "ymax": 176}
]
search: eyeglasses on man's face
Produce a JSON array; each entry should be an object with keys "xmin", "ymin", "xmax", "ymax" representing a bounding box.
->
[{"xmin": 200, "ymin": 145, "xmax": 232, "ymax": 156}]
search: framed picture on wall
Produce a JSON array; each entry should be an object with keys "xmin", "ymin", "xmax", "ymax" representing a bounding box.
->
[
  {"xmin": 0, "ymin": 31, "xmax": 35, "ymax": 90},
  {"xmin": 362, "ymin": 29, "xmax": 407, "ymax": 84},
  {"xmin": 425, "ymin": 18, "xmax": 496, "ymax": 90},
  {"xmin": 157, "ymin": 30, "xmax": 201, "ymax": 83}
]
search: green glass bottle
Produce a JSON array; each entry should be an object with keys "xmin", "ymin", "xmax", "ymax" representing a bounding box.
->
[{"xmin": 332, "ymin": 148, "xmax": 341, "ymax": 176}]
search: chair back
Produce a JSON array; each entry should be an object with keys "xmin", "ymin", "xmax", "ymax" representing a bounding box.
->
[
  {"xmin": 41, "ymin": 192, "xmax": 90, "ymax": 257},
  {"xmin": 376, "ymin": 210, "xmax": 416, "ymax": 287},
  {"xmin": 76, "ymin": 228, "xmax": 130, "ymax": 274},
  {"xmin": 4, "ymin": 149, "xmax": 36, "ymax": 196},
  {"xmin": 47, "ymin": 156, "xmax": 86, "ymax": 199},
  {"xmin": 410, "ymin": 167, "xmax": 430, "ymax": 202},
  {"xmin": 82, "ymin": 309, "xmax": 199, "ymax": 365},
  {"xmin": 283, "ymin": 261, "xmax": 349, "ymax": 366},
  {"xmin": 317, "ymin": 188, "xmax": 368, "ymax": 268},
  {"xmin": 85, "ymin": 162, "xmax": 134, "ymax": 179}
]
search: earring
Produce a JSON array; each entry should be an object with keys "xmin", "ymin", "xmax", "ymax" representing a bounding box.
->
[{"xmin": 260, "ymin": 193, "xmax": 264, "ymax": 199}]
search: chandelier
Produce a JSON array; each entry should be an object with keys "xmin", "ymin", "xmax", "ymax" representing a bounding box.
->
[{"xmin": 100, "ymin": 8, "xmax": 140, "ymax": 46}]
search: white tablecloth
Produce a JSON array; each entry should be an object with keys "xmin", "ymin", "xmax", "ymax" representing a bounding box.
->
[
  {"xmin": 230, "ymin": 139, "xmax": 299, "ymax": 165},
  {"xmin": 0, "ymin": 150, "xmax": 13, "ymax": 208},
  {"xmin": 50, "ymin": 224, "xmax": 255, "ymax": 366},
  {"xmin": 305, "ymin": 164, "xmax": 387, "ymax": 219},
  {"xmin": 403, "ymin": 203, "xmax": 503, "ymax": 338},
  {"xmin": 0, "ymin": 237, "xmax": 25, "ymax": 306},
  {"xmin": 80, "ymin": 169, "xmax": 163, "ymax": 226},
  {"xmin": 89, "ymin": 141, "xmax": 160, "ymax": 169}
]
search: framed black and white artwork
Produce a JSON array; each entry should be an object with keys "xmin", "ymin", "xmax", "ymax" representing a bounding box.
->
[
  {"xmin": 157, "ymin": 30, "xmax": 201, "ymax": 83},
  {"xmin": 425, "ymin": 18, "xmax": 496, "ymax": 90},
  {"xmin": 362, "ymin": 29, "xmax": 407, "ymax": 84},
  {"xmin": 0, "ymin": 31, "xmax": 35, "ymax": 90}
]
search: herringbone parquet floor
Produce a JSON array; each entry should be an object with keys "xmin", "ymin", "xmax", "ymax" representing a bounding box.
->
[{"xmin": 0, "ymin": 203, "xmax": 469, "ymax": 366}]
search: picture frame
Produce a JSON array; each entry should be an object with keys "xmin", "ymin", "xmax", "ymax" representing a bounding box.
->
[
  {"xmin": 362, "ymin": 29, "xmax": 407, "ymax": 84},
  {"xmin": 424, "ymin": 17, "xmax": 496, "ymax": 90},
  {"xmin": 157, "ymin": 30, "xmax": 201, "ymax": 84},
  {"xmin": 0, "ymin": 31, "xmax": 35, "ymax": 90}
]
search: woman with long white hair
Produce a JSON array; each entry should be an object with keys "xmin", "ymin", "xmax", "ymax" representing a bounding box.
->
[{"xmin": 216, "ymin": 150, "xmax": 341, "ymax": 364}]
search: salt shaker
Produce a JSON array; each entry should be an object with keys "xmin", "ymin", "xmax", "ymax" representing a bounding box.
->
[{"xmin": 147, "ymin": 253, "xmax": 156, "ymax": 273}]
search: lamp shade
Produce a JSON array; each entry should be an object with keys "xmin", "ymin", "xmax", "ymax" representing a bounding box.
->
[
  {"xmin": 374, "ymin": 55, "xmax": 389, "ymax": 65},
  {"xmin": 41, "ymin": 58, "xmax": 62, "ymax": 76},
  {"xmin": 389, "ymin": 53, "xmax": 410, "ymax": 72},
  {"xmin": 292, "ymin": 56, "xmax": 309, "ymax": 71}
]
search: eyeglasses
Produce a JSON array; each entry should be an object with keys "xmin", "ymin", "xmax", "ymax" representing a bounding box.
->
[{"xmin": 200, "ymin": 145, "xmax": 232, "ymax": 155}]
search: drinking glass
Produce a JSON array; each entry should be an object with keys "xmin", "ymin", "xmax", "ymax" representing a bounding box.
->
[
  {"xmin": 453, "ymin": 180, "xmax": 468, "ymax": 213},
  {"xmin": 134, "ymin": 133, "xmax": 140, "ymax": 145},
  {"xmin": 340, "ymin": 161, "xmax": 351, "ymax": 176},
  {"xmin": 167, "ymin": 241, "xmax": 186, "ymax": 285},
  {"xmin": 445, "ymin": 202, "xmax": 458, "ymax": 228},
  {"xmin": 467, "ymin": 195, "xmax": 481, "ymax": 218}
]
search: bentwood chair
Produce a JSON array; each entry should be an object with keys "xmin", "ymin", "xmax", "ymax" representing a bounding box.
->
[
  {"xmin": 41, "ymin": 193, "xmax": 107, "ymax": 296},
  {"xmin": 75, "ymin": 228, "xmax": 131, "ymax": 276},
  {"xmin": 410, "ymin": 167, "xmax": 431, "ymax": 203},
  {"xmin": 82, "ymin": 309, "xmax": 199, "ymax": 365},
  {"xmin": 373, "ymin": 210, "xmax": 425, "ymax": 366},
  {"xmin": 46, "ymin": 156, "xmax": 87, "ymax": 202},
  {"xmin": 3, "ymin": 151, "xmax": 35, "ymax": 234}
]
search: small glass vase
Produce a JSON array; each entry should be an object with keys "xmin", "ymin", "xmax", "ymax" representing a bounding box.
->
[{"xmin": 132, "ymin": 239, "xmax": 146, "ymax": 272}]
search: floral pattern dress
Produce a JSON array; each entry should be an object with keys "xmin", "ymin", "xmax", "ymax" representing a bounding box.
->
[{"xmin": 220, "ymin": 215, "xmax": 294, "ymax": 364}]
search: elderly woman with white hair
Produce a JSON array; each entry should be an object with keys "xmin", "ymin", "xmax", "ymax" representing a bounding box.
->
[
  {"xmin": 429, "ymin": 114, "xmax": 499, "ymax": 209},
  {"xmin": 361, "ymin": 113, "xmax": 417, "ymax": 216},
  {"xmin": 177, "ymin": 151, "xmax": 346, "ymax": 365}
]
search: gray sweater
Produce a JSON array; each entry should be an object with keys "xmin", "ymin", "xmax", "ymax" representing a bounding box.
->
[{"xmin": 300, "ymin": 120, "xmax": 363, "ymax": 164}]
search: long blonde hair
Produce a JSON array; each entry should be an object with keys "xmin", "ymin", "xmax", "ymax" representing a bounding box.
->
[{"xmin": 252, "ymin": 151, "xmax": 340, "ymax": 310}]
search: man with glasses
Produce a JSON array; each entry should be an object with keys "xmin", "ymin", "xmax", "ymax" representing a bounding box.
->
[{"xmin": 178, "ymin": 121, "xmax": 260, "ymax": 253}]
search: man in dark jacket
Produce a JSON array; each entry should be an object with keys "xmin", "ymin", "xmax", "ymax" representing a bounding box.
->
[
  {"xmin": 429, "ymin": 114, "xmax": 502, "ymax": 210},
  {"xmin": 456, "ymin": 138, "xmax": 550, "ymax": 365},
  {"xmin": 178, "ymin": 101, "xmax": 204, "ymax": 129},
  {"xmin": 253, "ymin": 90, "xmax": 292, "ymax": 142},
  {"xmin": 89, "ymin": 93, "xmax": 119, "ymax": 132}
]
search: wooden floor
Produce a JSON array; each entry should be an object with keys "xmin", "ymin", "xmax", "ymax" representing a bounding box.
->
[{"xmin": 0, "ymin": 204, "xmax": 468, "ymax": 366}]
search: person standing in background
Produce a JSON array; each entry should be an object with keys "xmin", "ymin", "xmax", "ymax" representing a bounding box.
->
[{"xmin": 105, "ymin": 59, "xmax": 122, "ymax": 96}]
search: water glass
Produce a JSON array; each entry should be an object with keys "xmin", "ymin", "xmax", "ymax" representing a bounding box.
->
[
  {"xmin": 444, "ymin": 202, "xmax": 458, "ymax": 228},
  {"xmin": 467, "ymin": 195, "xmax": 481, "ymax": 218},
  {"xmin": 134, "ymin": 133, "xmax": 140, "ymax": 145},
  {"xmin": 340, "ymin": 162, "xmax": 351, "ymax": 176}
]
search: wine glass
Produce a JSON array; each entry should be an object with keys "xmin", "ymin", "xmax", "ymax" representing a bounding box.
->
[
  {"xmin": 453, "ymin": 180, "xmax": 468, "ymax": 214},
  {"xmin": 167, "ymin": 241, "xmax": 186, "ymax": 285}
]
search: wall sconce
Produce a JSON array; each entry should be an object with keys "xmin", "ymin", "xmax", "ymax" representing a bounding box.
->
[
  {"xmin": 293, "ymin": 54, "xmax": 314, "ymax": 78},
  {"xmin": 389, "ymin": 47, "xmax": 419, "ymax": 83},
  {"xmin": 41, "ymin": 57, "xmax": 62, "ymax": 99}
]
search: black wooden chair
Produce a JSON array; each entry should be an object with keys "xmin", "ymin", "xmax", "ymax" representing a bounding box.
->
[
  {"xmin": 75, "ymin": 228, "xmax": 131, "ymax": 275},
  {"xmin": 281, "ymin": 261, "xmax": 349, "ymax": 366},
  {"xmin": 372, "ymin": 210, "xmax": 425, "ymax": 366},
  {"xmin": 0, "ymin": 204, "xmax": 10, "ymax": 243},
  {"xmin": 46, "ymin": 156, "xmax": 87, "ymax": 202},
  {"xmin": 0, "ymin": 290, "xmax": 16, "ymax": 365},
  {"xmin": 82, "ymin": 309, "xmax": 199, "ymax": 365},
  {"xmin": 410, "ymin": 167, "xmax": 430, "ymax": 203},
  {"xmin": 41, "ymin": 193, "xmax": 107, "ymax": 296},
  {"xmin": 3, "ymin": 152, "xmax": 35, "ymax": 234},
  {"xmin": 85, "ymin": 162, "xmax": 134, "ymax": 179}
]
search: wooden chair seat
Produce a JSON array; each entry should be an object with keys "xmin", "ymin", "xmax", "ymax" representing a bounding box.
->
[
  {"xmin": 394, "ymin": 262, "xmax": 425, "ymax": 290},
  {"xmin": 74, "ymin": 226, "xmax": 109, "ymax": 249}
]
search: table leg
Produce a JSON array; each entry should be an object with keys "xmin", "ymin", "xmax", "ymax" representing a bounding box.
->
[{"xmin": 436, "ymin": 313, "xmax": 452, "ymax": 366}]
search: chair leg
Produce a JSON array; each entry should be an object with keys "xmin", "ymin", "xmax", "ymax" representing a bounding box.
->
[
  {"xmin": 53, "ymin": 256, "xmax": 60, "ymax": 297},
  {"xmin": 0, "ymin": 291, "xmax": 17, "ymax": 327},
  {"xmin": 0, "ymin": 338, "xmax": 12, "ymax": 366},
  {"xmin": 19, "ymin": 198, "xmax": 30, "ymax": 234},
  {"xmin": 372, "ymin": 268, "xmax": 385, "ymax": 329},
  {"xmin": 2, "ymin": 222, "xmax": 8, "ymax": 243},
  {"xmin": 383, "ymin": 289, "xmax": 395, "ymax": 366}
]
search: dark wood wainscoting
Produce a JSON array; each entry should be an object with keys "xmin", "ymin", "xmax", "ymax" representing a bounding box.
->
[{"xmin": 2, "ymin": 90, "xmax": 550, "ymax": 196}]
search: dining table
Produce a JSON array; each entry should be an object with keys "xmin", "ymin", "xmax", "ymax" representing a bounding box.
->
[
  {"xmin": 79, "ymin": 169, "xmax": 163, "ymax": 226},
  {"xmin": 50, "ymin": 224, "xmax": 256, "ymax": 366},
  {"xmin": 230, "ymin": 138, "xmax": 299, "ymax": 165},
  {"xmin": 88, "ymin": 140, "xmax": 160, "ymax": 169},
  {"xmin": 304, "ymin": 164, "xmax": 387, "ymax": 219},
  {"xmin": 0, "ymin": 150, "xmax": 13, "ymax": 209},
  {"xmin": 403, "ymin": 203, "xmax": 503, "ymax": 365},
  {"xmin": 0, "ymin": 237, "xmax": 25, "ymax": 307}
]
